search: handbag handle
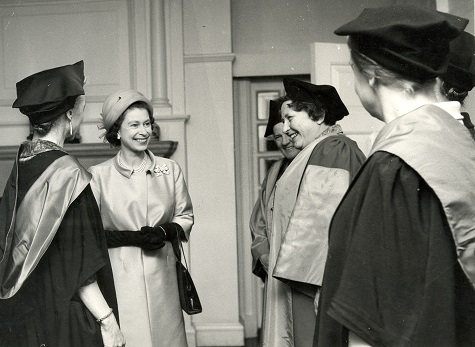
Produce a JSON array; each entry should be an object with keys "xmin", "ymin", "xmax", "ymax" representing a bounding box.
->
[
  {"xmin": 171, "ymin": 224, "xmax": 189, "ymax": 270},
  {"xmin": 178, "ymin": 239, "xmax": 189, "ymax": 269}
]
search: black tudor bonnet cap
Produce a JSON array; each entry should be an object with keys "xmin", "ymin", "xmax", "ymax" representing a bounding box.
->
[
  {"xmin": 283, "ymin": 78, "xmax": 349, "ymax": 123},
  {"xmin": 334, "ymin": 5, "xmax": 468, "ymax": 80},
  {"xmin": 12, "ymin": 60, "xmax": 85, "ymax": 125},
  {"xmin": 264, "ymin": 99, "xmax": 285, "ymax": 138},
  {"xmin": 442, "ymin": 31, "xmax": 475, "ymax": 91}
]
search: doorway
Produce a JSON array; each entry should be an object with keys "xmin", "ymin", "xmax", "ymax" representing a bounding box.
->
[{"xmin": 233, "ymin": 75, "xmax": 309, "ymax": 339}]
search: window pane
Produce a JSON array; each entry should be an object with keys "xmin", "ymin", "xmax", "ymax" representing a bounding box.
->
[{"xmin": 257, "ymin": 91, "xmax": 280, "ymax": 120}]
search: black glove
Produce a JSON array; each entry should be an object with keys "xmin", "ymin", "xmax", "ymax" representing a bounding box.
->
[
  {"xmin": 140, "ymin": 222, "xmax": 184, "ymax": 242},
  {"xmin": 104, "ymin": 229, "xmax": 166, "ymax": 250}
]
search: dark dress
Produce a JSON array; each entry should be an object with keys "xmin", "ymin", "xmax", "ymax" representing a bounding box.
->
[
  {"xmin": 314, "ymin": 152, "xmax": 475, "ymax": 347},
  {"xmin": 0, "ymin": 149, "xmax": 118, "ymax": 347}
]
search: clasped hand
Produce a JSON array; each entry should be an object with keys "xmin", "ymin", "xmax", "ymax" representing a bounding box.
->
[
  {"xmin": 139, "ymin": 226, "xmax": 167, "ymax": 250},
  {"xmin": 104, "ymin": 223, "xmax": 179, "ymax": 250}
]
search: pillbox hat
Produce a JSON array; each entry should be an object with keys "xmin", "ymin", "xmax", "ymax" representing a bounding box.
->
[{"xmin": 100, "ymin": 89, "xmax": 153, "ymax": 132}]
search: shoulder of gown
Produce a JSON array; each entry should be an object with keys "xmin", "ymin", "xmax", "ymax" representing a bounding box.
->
[{"xmin": 308, "ymin": 135, "xmax": 366, "ymax": 180}]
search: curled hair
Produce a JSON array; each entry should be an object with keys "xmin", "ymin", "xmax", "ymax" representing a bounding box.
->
[
  {"xmin": 104, "ymin": 101, "xmax": 155, "ymax": 147},
  {"xmin": 439, "ymin": 80, "xmax": 468, "ymax": 105},
  {"xmin": 275, "ymin": 95, "xmax": 290, "ymax": 104},
  {"xmin": 286, "ymin": 99, "xmax": 329, "ymax": 124},
  {"xmin": 273, "ymin": 95, "xmax": 290, "ymax": 119},
  {"xmin": 348, "ymin": 37, "xmax": 432, "ymax": 94}
]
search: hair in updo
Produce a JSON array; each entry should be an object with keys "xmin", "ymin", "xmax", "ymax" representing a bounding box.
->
[
  {"xmin": 31, "ymin": 118, "xmax": 61, "ymax": 136},
  {"xmin": 30, "ymin": 95, "xmax": 81, "ymax": 136},
  {"xmin": 104, "ymin": 101, "xmax": 155, "ymax": 147},
  {"xmin": 439, "ymin": 80, "xmax": 469, "ymax": 105}
]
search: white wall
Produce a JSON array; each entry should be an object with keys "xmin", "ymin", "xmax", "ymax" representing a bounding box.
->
[{"xmin": 183, "ymin": 1, "xmax": 244, "ymax": 345}]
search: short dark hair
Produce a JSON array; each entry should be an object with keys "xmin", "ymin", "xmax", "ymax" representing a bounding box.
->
[
  {"xmin": 286, "ymin": 99, "xmax": 329, "ymax": 125},
  {"xmin": 104, "ymin": 101, "xmax": 155, "ymax": 147}
]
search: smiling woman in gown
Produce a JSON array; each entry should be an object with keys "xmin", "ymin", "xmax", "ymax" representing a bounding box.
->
[
  {"xmin": 0, "ymin": 61, "xmax": 124, "ymax": 347},
  {"xmin": 270, "ymin": 79, "xmax": 365, "ymax": 346}
]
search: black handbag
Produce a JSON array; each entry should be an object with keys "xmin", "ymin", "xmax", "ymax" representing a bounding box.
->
[{"xmin": 173, "ymin": 239, "xmax": 202, "ymax": 315}]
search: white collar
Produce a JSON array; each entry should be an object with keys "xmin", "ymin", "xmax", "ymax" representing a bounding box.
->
[{"xmin": 432, "ymin": 101, "xmax": 463, "ymax": 121}]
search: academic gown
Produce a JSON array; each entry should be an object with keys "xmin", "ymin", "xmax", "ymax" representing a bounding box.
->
[
  {"xmin": 272, "ymin": 127, "xmax": 365, "ymax": 347},
  {"xmin": 462, "ymin": 112, "xmax": 475, "ymax": 140},
  {"xmin": 0, "ymin": 148, "xmax": 118, "ymax": 347},
  {"xmin": 315, "ymin": 105, "xmax": 475, "ymax": 347},
  {"xmin": 89, "ymin": 149, "xmax": 194, "ymax": 347},
  {"xmin": 250, "ymin": 158, "xmax": 294, "ymax": 347},
  {"xmin": 250, "ymin": 159, "xmax": 286, "ymax": 282}
]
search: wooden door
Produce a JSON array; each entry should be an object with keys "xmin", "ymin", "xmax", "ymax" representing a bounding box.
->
[{"xmin": 311, "ymin": 42, "xmax": 384, "ymax": 155}]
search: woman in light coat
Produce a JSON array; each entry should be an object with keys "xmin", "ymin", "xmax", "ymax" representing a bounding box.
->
[{"xmin": 89, "ymin": 89, "xmax": 194, "ymax": 347}]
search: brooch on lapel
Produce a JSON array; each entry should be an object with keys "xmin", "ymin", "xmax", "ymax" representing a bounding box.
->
[{"xmin": 154, "ymin": 164, "xmax": 170, "ymax": 177}]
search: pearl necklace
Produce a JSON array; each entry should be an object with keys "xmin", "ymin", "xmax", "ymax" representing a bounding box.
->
[{"xmin": 118, "ymin": 152, "xmax": 148, "ymax": 173}]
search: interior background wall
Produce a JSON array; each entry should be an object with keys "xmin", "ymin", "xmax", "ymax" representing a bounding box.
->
[
  {"xmin": 231, "ymin": 0, "xmax": 438, "ymax": 77},
  {"xmin": 183, "ymin": 1, "xmax": 244, "ymax": 345}
]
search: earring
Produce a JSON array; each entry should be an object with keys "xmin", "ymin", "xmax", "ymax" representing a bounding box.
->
[
  {"xmin": 117, "ymin": 133, "xmax": 121, "ymax": 140},
  {"xmin": 69, "ymin": 120, "xmax": 73, "ymax": 136}
]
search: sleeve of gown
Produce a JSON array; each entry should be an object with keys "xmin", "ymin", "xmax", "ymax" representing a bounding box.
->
[
  {"xmin": 171, "ymin": 161, "xmax": 194, "ymax": 240},
  {"xmin": 323, "ymin": 152, "xmax": 452, "ymax": 347},
  {"xmin": 87, "ymin": 167, "xmax": 101, "ymax": 210},
  {"xmin": 249, "ymin": 174, "xmax": 270, "ymax": 282},
  {"xmin": 54, "ymin": 184, "xmax": 116, "ymax": 311}
]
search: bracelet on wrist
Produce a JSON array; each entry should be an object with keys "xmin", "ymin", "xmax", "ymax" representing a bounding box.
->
[
  {"xmin": 158, "ymin": 226, "xmax": 167, "ymax": 239},
  {"xmin": 96, "ymin": 308, "xmax": 114, "ymax": 324}
]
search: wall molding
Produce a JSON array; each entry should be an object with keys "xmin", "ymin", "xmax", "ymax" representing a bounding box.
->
[
  {"xmin": 186, "ymin": 325, "xmax": 197, "ymax": 347},
  {"xmin": 154, "ymin": 114, "xmax": 190, "ymax": 122},
  {"xmin": 194, "ymin": 322, "xmax": 245, "ymax": 346},
  {"xmin": 0, "ymin": 0, "xmax": 130, "ymax": 104},
  {"xmin": 184, "ymin": 53, "xmax": 236, "ymax": 64},
  {"xmin": 233, "ymin": 51, "xmax": 310, "ymax": 77}
]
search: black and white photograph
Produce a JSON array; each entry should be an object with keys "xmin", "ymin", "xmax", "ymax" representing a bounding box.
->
[{"xmin": 0, "ymin": 1, "xmax": 473, "ymax": 346}]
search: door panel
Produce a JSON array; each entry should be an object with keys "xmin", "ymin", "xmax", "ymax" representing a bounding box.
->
[{"xmin": 311, "ymin": 42, "xmax": 384, "ymax": 155}]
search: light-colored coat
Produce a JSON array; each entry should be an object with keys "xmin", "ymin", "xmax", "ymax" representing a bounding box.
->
[{"xmin": 89, "ymin": 150, "xmax": 194, "ymax": 347}]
